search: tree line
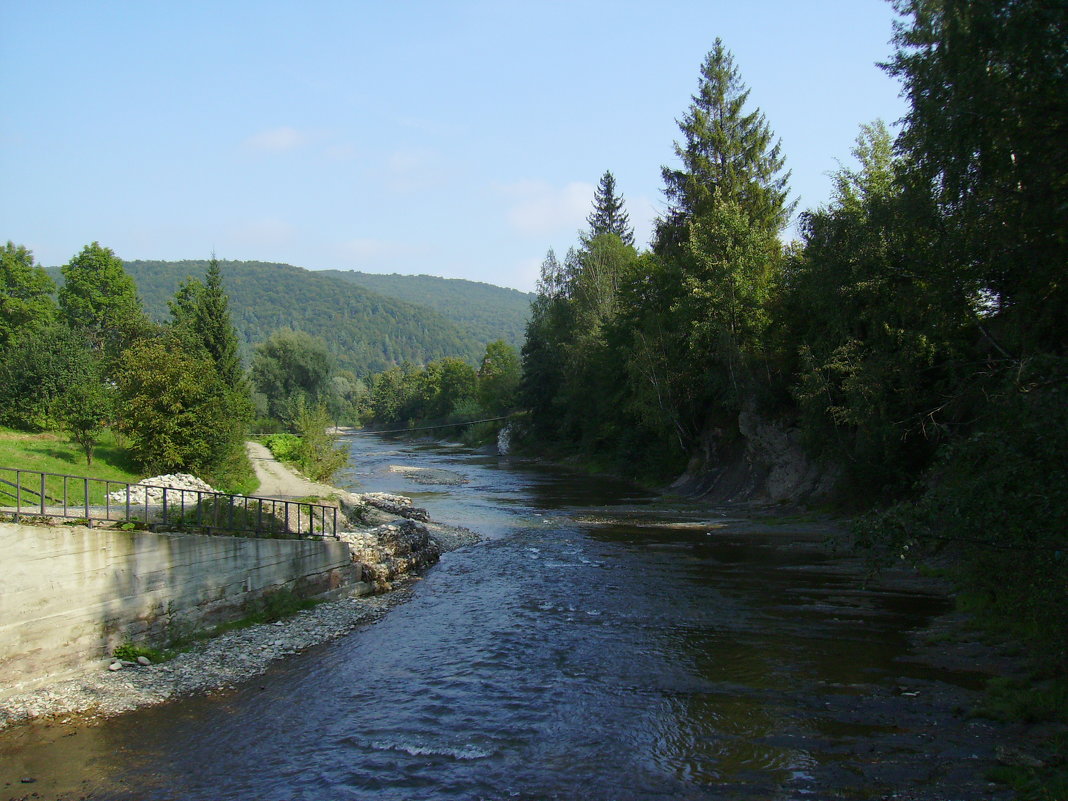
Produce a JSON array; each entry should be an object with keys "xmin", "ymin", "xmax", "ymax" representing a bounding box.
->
[
  {"xmin": 358, "ymin": 339, "xmax": 521, "ymax": 443},
  {"xmin": 0, "ymin": 244, "xmax": 367, "ymax": 490},
  {"xmin": 518, "ymin": 2, "xmax": 1066, "ymax": 667}
]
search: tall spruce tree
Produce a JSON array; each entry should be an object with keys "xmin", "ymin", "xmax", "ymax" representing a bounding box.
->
[
  {"xmin": 587, "ymin": 171, "xmax": 635, "ymax": 247},
  {"xmin": 656, "ymin": 39, "xmax": 793, "ymax": 254},
  {"xmin": 169, "ymin": 257, "xmax": 244, "ymax": 391},
  {"xmin": 886, "ymin": 0, "xmax": 1067, "ymax": 354},
  {"xmin": 195, "ymin": 257, "xmax": 244, "ymax": 390}
]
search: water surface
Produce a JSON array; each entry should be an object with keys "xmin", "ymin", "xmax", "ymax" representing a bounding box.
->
[{"xmin": 1, "ymin": 436, "xmax": 994, "ymax": 800}]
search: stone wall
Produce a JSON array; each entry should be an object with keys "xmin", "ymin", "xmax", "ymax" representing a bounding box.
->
[{"xmin": 0, "ymin": 523, "xmax": 358, "ymax": 698}]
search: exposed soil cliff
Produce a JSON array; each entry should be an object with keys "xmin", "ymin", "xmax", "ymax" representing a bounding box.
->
[{"xmin": 671, "ymin": 407, "xmax": 839, "ymax": 505}]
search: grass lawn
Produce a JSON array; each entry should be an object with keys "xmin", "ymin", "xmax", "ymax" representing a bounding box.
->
[{"xmin": 0, "ymin": 427, "xmax": 143, "ymax": 506}]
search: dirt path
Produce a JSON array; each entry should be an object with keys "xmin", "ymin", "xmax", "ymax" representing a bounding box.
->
[{"xmin": 245, "ymin": 441, "xmax": 339, "ymax": 499}]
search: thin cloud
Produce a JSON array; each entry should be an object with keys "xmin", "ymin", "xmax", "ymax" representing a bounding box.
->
[
  {"xmin": 336, "ymin": 238, "xmax": 428, "ymax": 266},
  {"xmin": 227, "ymin": 217, "xmax": 297, "ymax": 248},
  {"xmin": 499, "ymin": 180, "xmax": 594, "ymax": 237},
  {"xmin": 242, "ymin": 126, "xmax": 308, "ymax": 153},
  {"xmin": 381, "ymin": 148, "xmax": 445, "ymax": 193}
]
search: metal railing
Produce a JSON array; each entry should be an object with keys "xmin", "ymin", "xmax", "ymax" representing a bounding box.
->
[{"xmin": 0, "ymin": 466, "xmax": 338, "ymax": 539}]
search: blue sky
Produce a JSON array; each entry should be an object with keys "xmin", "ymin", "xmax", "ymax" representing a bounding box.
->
[{"xmin": 2, "ymin": 1, "xmax": 908, "ymax": 292}]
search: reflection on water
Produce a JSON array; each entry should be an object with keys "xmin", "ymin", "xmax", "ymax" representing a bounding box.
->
[{"xmin": 0, "ymin": 436, "xmax": 983, "ymax": 800}]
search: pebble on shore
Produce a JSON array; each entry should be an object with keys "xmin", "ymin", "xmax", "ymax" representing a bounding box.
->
[
  {"xmin": 0, "ymin": 591, "xmax": 410, "ymax": 730},
  {"xmin": 0, "ymin": 481, "xmax": 481, "ymax": 731}
]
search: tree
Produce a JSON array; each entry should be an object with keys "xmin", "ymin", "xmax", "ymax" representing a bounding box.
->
[
  {"xmin": 195, "ymin": 257, "xmax": 244, "ymax": 389},
  {"xmin": 294, "ymin": 402, "xmax": 349, "ymax": 483},
  {"xmin": 59, "ymin": 378, "xmax": 113, "ymax": 466},
  {"xmin": 521, "ymin": 251, "xmax": 576, "ymax": 438},
  {"xmin": 115, "ymin": 334, "xmax": 249, "ymax": 484},
  {"xmin": 169, "ymin": 257, "xmax": 244, "ymax": 389},
  {"xmin": 656, "ymin": 39, "xmax": 793, "ymax": 254},
  {"xmin": 58, "ymin": 242, "xmax": 147, "ymax": 364},
  {"xmin": 0, "ymin": 242, "xmax": 56, "ymax": 350},
  {"xmin": 587, "ymin": 171, "xmax": 635, "ymax": 247},
  {"xmin": 780, "ymin": 121, "xmax": 962, "ymax": 491},
  {"xmin": 251, "ymin": 328, "xmax": 334, "ymax": 425},
  {"xmin": 477, "ymin": 340, "xmax": 521, "ymax": 415},
  {"xmin": 0, "ymin": 322, "xmax": 97, "ymax": 431},
  {"xmin": 886, "ymin": 0, "xmax": 1068, "ymax": 354}
]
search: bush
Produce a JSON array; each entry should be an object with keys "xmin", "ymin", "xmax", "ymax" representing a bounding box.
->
[
  {"xmin": 295, "ymin": 403, "xmax": 348, "ymax": 483},
  {"xmin": 857, "ymin": 363, "xmax": 1068, "ymax": 672},
  {"xmin": 262, "ymin": 433, "xmax": 302, "ymax": 463}
]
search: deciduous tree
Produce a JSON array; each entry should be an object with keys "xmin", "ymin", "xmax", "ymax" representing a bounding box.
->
[
  {"xmin": 58, "ymin": 243, "xmax": 147, "ymax": 363},
  {"xmin": 0, "ymin": 242, "xmax": 56, "ymax": 349}
]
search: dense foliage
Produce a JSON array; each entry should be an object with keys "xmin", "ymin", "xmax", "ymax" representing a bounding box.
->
[
  {"xmin": 1, "ymin": 249, "xmax": 256, "ymax": 490},
  {"xmin": 514, "ymin": 5, "xmax": 1067, "ymax": 670},
  {"xmin": 361, "ymin": 340, "xmax": 521, "ymax": 443},
  {"xmin": 319, "ymin": 270, "xmax": 534, "ymax": 353},
  {"xmin": 57, "ymin": 259, "xmax": 528, "ymax": 374}
]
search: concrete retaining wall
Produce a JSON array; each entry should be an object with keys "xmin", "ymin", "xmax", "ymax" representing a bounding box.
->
[{"xmin": 0, "ymin": 523, "xmax": 358, "ymax": 699}]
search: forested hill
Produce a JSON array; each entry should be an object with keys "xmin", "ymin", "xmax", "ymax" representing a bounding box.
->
[
  {"xmin": 49, "ymin": 259, "xmax": 501, "ymax": 375},
  {"xmin": 316, "ymin": 270, "xmax": 533, "ymax": 351}
]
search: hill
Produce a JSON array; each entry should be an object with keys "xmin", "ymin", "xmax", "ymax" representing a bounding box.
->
[
  {"xmin": 315, "ymin": 270, "xmax": 533, "ymax": 351},
  {"xmin": 48, "ymin": 260, "xmax": 503, "ymax": 376}
]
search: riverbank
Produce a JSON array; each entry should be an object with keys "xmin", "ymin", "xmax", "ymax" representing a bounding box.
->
[{"xmin": 0, "ymin": 446, "xmax": 481, "ymax": 732}]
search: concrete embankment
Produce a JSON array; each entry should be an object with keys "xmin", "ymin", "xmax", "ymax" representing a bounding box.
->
[
  {"xmin": 0, "ymin": 522, "xmax": 357, "ymax": 700},
  {"xmin": 0, "ymin": 485, "xmax": 478, "ymax": 728}
]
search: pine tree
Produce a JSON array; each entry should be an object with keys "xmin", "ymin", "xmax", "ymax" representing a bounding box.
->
[
  {"xmin": 195, "ymin": 257, "xmax": 244, "ymax": 390},
  {"xmin": 586, "ymin": 171, "xmax": 635, "ymax": 247},
  {"xmin": 656, "ymin": 39, "xmax": 793, "ymax": 253}
]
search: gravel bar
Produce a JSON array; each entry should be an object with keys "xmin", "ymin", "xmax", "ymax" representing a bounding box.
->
[{"xmin": 0, "ymin": 586, "xmax": 414, "ymax": 730}]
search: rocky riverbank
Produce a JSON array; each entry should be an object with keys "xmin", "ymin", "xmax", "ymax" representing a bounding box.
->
[{"xmin": 0, "ymin": 482, "xmax": 480, "ymax": 731}]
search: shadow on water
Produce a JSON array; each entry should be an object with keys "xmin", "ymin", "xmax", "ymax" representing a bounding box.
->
[{"xmin": 0, "ymin": 435, "xmax": 1000, "ymax": 801}]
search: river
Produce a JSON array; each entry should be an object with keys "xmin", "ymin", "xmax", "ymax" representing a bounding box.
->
[{"xmin": 1, "ymin": 435, "xmax": 1006, "ymax": 800}]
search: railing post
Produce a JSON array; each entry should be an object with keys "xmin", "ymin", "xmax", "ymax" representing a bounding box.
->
[
  {"xmin": 84, "ymin": 477, "xmax": 90, "ymax": 528},
  {"xmin": 39, "ymin": 472, "xmax": 45, "ymax": 516},
  {"xmin": 14, "ymin": 469, "xmax": 21, "ymax": 523},
  {"xmin": 162, "ymin": 487, "xmax": 168, "ymax": 528}
]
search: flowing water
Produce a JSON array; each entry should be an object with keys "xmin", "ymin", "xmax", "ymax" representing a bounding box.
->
[{"xmin": 0, "ymin": 436, "xmax": 999, "ymax": 800}]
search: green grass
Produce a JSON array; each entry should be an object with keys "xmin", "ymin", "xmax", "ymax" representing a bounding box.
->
[
  {"xmin": 0, "ymin": 427, "xmax": 141, "ymax": 480},
  {"xmin": 0, "ymin": 427, "xmax": 143, "ymax": 507}
]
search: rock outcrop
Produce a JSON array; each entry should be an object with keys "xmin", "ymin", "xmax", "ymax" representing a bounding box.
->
[
  {"xmin": 337, "ymin": 519, "xmax": 442, "ymax": 593},
  {"xmin": 671, "ymin": 406, "xmax": 839, "ymax": 505},
  {"xmin": 333, "ymin": 490, "xmax": 478, "ymax": 594}
]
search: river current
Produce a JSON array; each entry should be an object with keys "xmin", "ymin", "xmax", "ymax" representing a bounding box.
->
[{"xmin": 1, "ymin": 435, "xmax": 997, "ymax": 800}]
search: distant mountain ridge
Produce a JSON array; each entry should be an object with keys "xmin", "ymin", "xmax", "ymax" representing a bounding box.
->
[
  {"xmin": 47, "ymin": 259, "xmax": 532, "ymax": 376},
  {"xmin": 316, "ymin": 270, "xmax": 533, "ymax": 351}
]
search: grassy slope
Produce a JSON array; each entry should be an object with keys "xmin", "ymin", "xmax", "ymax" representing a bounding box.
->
[
  {"xmin": 0, "ymin": 428, "xmax": 143, "ymax": 506},
  {"xmin": 0, "ymin": 428, "xmax": 141, "ymax": 481}
]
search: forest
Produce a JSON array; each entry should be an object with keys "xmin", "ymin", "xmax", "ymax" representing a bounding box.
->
[
  {"xmin": 1, "ymin": 0, "xmax": 1064, "ymax": 683},
  {"xmin": 50, "ymin": 259, "xmax": 532, "ymax": 375},
  {"xmin": 510, "ymin": 1, "xmax": 1065, "ymax": 675}
]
